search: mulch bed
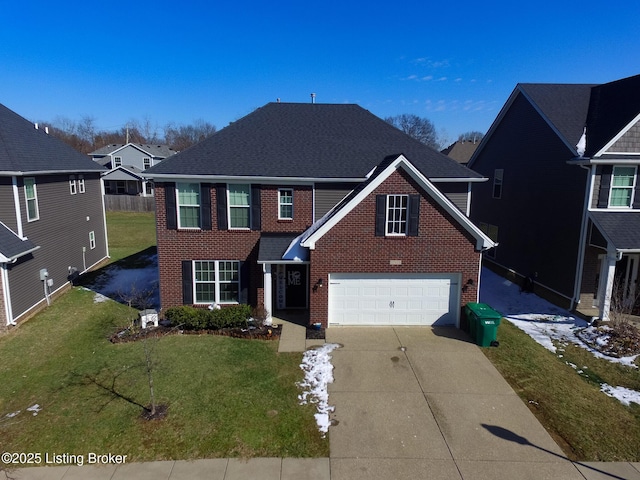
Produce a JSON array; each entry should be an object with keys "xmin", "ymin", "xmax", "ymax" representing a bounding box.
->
[
  {"xmin": 306, "ymin": 326, "xmax": 326, "ymax": 340},
  {"xmin": 110, "ymin": 324, "xmax": 282, "ymax": 344}
]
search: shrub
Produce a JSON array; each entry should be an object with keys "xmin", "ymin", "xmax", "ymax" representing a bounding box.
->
[{"xmin": 164, "ymin": 304, "xmax": 252, "ymax": 330}]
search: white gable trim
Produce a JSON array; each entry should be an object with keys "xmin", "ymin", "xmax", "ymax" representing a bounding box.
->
[
  {"xmin": 300, "ymin": 155, "xmax": 495, "ymax": 251},
  {"xmin": 594, "ymin": 112, "xmax": 640, "ymax": 157}
]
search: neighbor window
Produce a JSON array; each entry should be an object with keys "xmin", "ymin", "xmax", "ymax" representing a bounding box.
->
[
  {"xmin": 78, "ymin": 175, "xmax": 85, "ymax": 193},
  {"xmin": 193, "ymin": 260, "xmax": 239, "ymax": 304},
  {"xmin": 145, "ymin": 181, "xmax": 153, "ymax": 196},
  {"xmin": 143, "ymin": 158, "xmax": 151, "ymax": 170},
  {"xmin": 113, "ymin": 156, "xmax": 122, "ymax": 167},
  {"xmin": 228, "ymin": 184, "xmax": 250, "ymax": 229},
  {"xmin": 69, "ymin": 175, "xmax": 77, "ymax": 195},
  {"xmin": 493, "ymin": 169, "xmax": 504, "ymax": 199},
  {"xmin": 24, "ymin": 177, "xmax": 39, "ymax": 222},
  {"xmin": 279, "ymin": 188, "xmax": 293, "ymax": 219},
  {"xmin": 386, "ymin": 194, "xmax": 408, "ymax": 235},
  {"xmin": 89, "ymin": 231, "xmax": 96, "ymax": 250},
  {"xmin": 116, "ymin": 181, "xmax": 126, "ymax": 194},
  {"xmin": 609, "ymin": 166, "xmax": 636, "ymax": 208},
  {"xmin": 177, "ymin": 182, "xmax": 201, "ymax": 228}
]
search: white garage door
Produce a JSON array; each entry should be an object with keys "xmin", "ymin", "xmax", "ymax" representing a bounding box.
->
[{"xmin": 328, "ymin": 273, "xmax": 460, "ymax": 326}]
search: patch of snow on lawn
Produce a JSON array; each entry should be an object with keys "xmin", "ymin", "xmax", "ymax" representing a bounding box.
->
[
  {"xmin": 480, "ymin": 268, "xmax": 640, "ymax": 406},
  {"xmin": 297, "ymin": 343, "xmax": 340, "ymax": 436},
  {"xmin": 601, "ymin": 384, "xmax": 640, "ymax": 406}
]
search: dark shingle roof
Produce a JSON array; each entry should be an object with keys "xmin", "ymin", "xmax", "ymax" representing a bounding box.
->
[
  {"xmin": 146, "ymin": 103, "xmax": 481, "ymax": 180},
  {"xmin": 584, "ymin": 74, "xmax": 640, "ymax": 157},
  {"xmin": 519, "ymin": 83, "xmax": 595, "ymax": 148},
  {"xmin": 0, "ymin": 222, "xmax": 39, "ymax": 260},
  {"xmin": 441, "ymin": 140, "xmax": 479, "ymax": 164},
  {"xmin": 590, "ymin": 212, "xmax": 640, "ymax": 250},
  {"xmin": 257, "ymin": 233, "xmax": 301, "ymax": 262},
  {"xmin": 0, "ymin": 103, "xmax": 105, "ymax": 174}
]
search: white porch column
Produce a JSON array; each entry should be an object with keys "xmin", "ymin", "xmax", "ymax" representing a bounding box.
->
[
  {"xmin": 599, "ymin": 251, "xmax": 618, "ymax": 321},
  {"xmin": 263, "ymin": 263, "xmax": 273, "ymax": 325}
]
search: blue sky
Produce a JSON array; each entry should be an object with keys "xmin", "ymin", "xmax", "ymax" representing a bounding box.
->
[{"xmin": 2, "ymin": 0, "xmax": 639, "ymax": 145}]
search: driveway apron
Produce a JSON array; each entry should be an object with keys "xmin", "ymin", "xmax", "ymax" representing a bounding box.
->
[{"xmin": 325, "ymin": 327, "xmax": 585, "ymax": 480}]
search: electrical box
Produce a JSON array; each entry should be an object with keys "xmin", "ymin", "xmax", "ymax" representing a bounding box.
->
[
  {"xmin": 46, "ymin": 278, "xmax": 54, "ymax": 287},
  {"xmin": 39, "ymin": 269, "xmax": 48, "ymax": 281}
]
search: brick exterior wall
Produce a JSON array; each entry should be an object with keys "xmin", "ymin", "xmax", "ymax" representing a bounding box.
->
[
  {"xmin": 156, "ymin": 173, "xmax": 482, "ymax": 328},
  {"xmin": 155, "ymin": 183, "xmax": 313, "ymax": 310},
  {"xmin": 308, "ymin": 170, "xmax": 481, "ymax": 327}
]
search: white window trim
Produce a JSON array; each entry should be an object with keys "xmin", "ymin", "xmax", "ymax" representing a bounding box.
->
[
  {"xmin": 385, "ymin": 194, "xmax": 408, "ymax": 236},
  {"xmin": 113, "ymin": 156, "xmax": 122, "ymax": 168},
  {"xmin": 89, "ymin": 231, "xmax": 96, "ymax": 249},
  {"xmin": 608, "ymin": 165, "xmax": 636, "ymax": 209},
  {"xmin": 492, "ymin": 169, "xmax": 504, "ymax": 199},
  {"xmin": 193, "ymin": 260, "xmax": 240, "ymax": 305},
  {"xmin": 227, "ymin": 184, "xmax": 251, "ymax": 230},
  {"xmin": 143, "ymin": 157, "xmax": 151, "ymax": 170},
  {"xmin": 24, "ymin": 177, "xmax": 39, "ymax": 222},
  {"xmin": 176, "ymin": 182, "xmax": 201, "ymax": 229},
  {"xmin": 78, "ymin": 175, "xmax": 85, "ymax": 193},
  {"xmin": 69, "ymin": 175, "xmax": 77, "ymax": 195},
  {"xmin": 278, "ymin": 188, "xmax": 294, "ymax": 220}
]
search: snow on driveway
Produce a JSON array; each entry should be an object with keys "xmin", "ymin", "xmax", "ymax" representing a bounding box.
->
[{"xmin": 480, "ymin": 268, "xmax": 640, "ymax": 406}]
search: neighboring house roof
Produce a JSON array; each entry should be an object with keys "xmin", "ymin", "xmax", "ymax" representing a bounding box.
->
[
  {"xmin": 441, "ymin": 140, "xmax": 480, "ymax": 164},
  {"xmin": 90, "ymin": 143, "xmax": 176, "ymax": 158},
  {"xmin": 0, "ymin": 222, "xmax": 40, "ymax": 262},
  {"xmin": 146, "ymin": 103, "xmax": 483, "ymax": 181},
  {"xmin": 589, "ymin": 212, "xmax": 640, "ymax": 251},
  {"xmin": 101, "ymin": 166, "xmax": 144, "ymax": 181},
  {"xmin": 297, "ymin": 154, "xmax": 495, "ymax": 252},
  {"xmin": 0, "ymin": 103, "xmax": 106, "ymax": 174}
]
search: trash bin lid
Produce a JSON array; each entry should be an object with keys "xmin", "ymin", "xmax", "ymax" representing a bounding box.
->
[{"xmin": 465, "ymin": 302, "xmax": 502, "ymax": 319}]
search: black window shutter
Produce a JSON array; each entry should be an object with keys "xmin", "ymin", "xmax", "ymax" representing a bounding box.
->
[
  {"xmin": 598, "ymin": 165, "xmax": 612, "ymax": 209},
  {"xmin": 165, "ymin": 183, "xmax": 177, "ymax": 230},
  {"xmin": 408, "ymin": 194, "xmax": 420, "ymax": 236},
  {"xmin": 182, "ymin": 260, "xmax": 193, "ymax": 304},
  {"xmin": 375, "ymin": 195, "xmax": 386, "ymax": 236},
  {"xmin": 216, "ymin": 184, "xmax": 228, "ymax": 230},
  {"xmin": 239, "ymin": 261, "xmax": 249, "ymax": 304},
  {"xmin": 200, "ymin": 183, "xmax": 212, "ymax": 230},
  {"xmin": 251, "ymin": 184, "xmax": 261, "ymax": 230},
  {"xmin": 633, "ymin": 172, "xmax": 640, "ymax": 209}
]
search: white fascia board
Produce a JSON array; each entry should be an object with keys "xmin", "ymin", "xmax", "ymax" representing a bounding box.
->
[
  {"xmin": 430, "ymin": 177, "xmax": 488, "ymax": 183},
  {"xmin": 1, "ymin": 169, "xmax": 106, "ymax": 176},
  {"xmin": 102, "ymin": 167, "xmax": 144, "ymax": 180},
  {"xmin": 301, "ymin": 155, "xmax": 496, "ymax": 251},
  {"xmin": 594, "ymin": 112, "xmax": 640, "ymax": 158}
]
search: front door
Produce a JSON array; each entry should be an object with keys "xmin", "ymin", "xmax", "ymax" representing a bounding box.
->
[{"xmin": 275, "ymin": 264, "xmax": 308, "ymax": 309}]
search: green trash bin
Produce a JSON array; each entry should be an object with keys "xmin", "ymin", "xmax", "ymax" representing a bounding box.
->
[{"xmin": 465, "ymin": 303, "xmax": 502, "ymax": 347}]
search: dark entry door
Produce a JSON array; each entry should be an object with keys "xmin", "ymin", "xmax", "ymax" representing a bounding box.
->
[{"xmin": 285, "ymin": 264, "xmax": 307, "ymax": 308}]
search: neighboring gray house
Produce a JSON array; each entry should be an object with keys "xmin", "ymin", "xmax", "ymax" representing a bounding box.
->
[
  {"xmin": 469, "ymin": 73, "xmax": 640, "ymax": 321},
  {"xmin": 89, "ymin": 143, "xmax": 177, "ymax": 196},
  {"xmin": 0, "ymin": 103, "xmax": 109, "ymax": 329}
]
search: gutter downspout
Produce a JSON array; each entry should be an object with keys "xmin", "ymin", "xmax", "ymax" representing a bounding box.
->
[
  {"xmin": 1, "ymin": 264, "xmax": 14, "ymax": 326},
  {"xmin": 571, "ymin": 164, "xmax": 593, "ymax": 311}
]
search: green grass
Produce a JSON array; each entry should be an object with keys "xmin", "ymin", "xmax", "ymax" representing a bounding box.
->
[
  {"xmin": 0, "ymin": 210, "xmax": 328, "ymax": 461},
  {"xmin": 482, "ymin": 320, "xmax": 640, "ymax": 461},
  {"xmin": 106, "ymin": 211, "xmax": 157, "ymax": 263}
]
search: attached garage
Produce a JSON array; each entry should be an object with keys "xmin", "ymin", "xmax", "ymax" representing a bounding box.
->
[{"xmin": 328, "ymin": 273, "xmax": 461, "ymax": 326}]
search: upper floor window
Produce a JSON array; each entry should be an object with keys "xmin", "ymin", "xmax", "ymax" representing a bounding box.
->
[
  {"xmin": 69, "ymin": 175, "xmax": 77, "ymax": 195},
  {"xmin": 143, "ymin": 158, "xmax": 151, "ymax": 170},
  {"xmin": 113, "ymin": 156, "xmax": 122, "ymax": 168},
  {"xmin": 492, "ymin": 169, "xmax": 504, "ymax": 199},
  {"xmin": 228, "ymin": 184, "xmax": 250, "ymax": 229},
  {"xmin": 24, "ymin": 177, "xmax": 39, "ymax": 222},
  {"xmin": 609, "ymin": 166, "xmax": 636, "ymax": 208},
  {"xmin": 279, "ymin": 189, "xmax": 293, "ymax": 219},
  {"xmin": 78, "ymin": 175, "xmax": 85, "ymax": 193},
  {"xmin": 386, "ymin": 194, "xmax": 408, "ymax": 235},
  {"xmin": 89, "ymin": 231, "xmax": 96, "ymax": 249},
  {"xmin": 177, "ymin": 182, "xmax": 201, "ymax": 228}
]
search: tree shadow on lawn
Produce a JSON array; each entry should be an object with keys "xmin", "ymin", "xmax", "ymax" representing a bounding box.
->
[{"xmin": 75, "ymin": 246, "xmax": 159, "ymax": 310}]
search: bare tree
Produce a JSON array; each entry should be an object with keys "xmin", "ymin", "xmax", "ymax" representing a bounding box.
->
[
  {"xmin": 163, "ymin": 119, "xmax": 216, "ymax": 151},
  {"xmin": 385, "ymin": 114, "xmax": 439, "ymax": 149},
  {"xmin": 458, "ymin": 131, "xmax": 484, "ymax": 143}
]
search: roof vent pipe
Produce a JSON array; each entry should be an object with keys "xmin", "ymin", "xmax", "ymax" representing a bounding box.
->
[
  {"xmin": 34, "ymin": 122, "xmax": 38, "ymax": 130},
  {"xmin": 45, "ymin": 126, "xmax": 49, "ymax": 134},
  {"xmin": 311, "ymin": 93, "xmax": 316, "ymax": 104}
]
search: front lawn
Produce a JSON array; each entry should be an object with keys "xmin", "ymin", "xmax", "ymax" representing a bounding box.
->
[{"xmin": 0, "ymin": 210, "xmax": 328, "ymax": 461}]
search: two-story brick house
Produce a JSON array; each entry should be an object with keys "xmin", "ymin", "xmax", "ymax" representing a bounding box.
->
[
  {"xmin": 145, "ymin": 102, "xmax": 494, "ymax": 328},
  {"xmin": 469, "ymin": 73, "xmax": 640, "ymax": 320},
  {"xmin": 0, "ymin": 103, "xmax": 109, "ymax": 329}
]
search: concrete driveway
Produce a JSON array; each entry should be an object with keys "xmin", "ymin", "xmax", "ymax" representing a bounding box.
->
[{"xmin": 325, "ymin": 326, "xmax": 588, "ymax": 480}]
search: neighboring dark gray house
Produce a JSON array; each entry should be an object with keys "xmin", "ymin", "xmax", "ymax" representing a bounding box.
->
[
  {"xmin": 89, "ymin": 143, "xmax": 176, "ymax": 196},
  {"xmin": 0, "ymin": 103, "xmax": 109, "ymax": 329},
  {"xmin": 469, "ymin": 73, "xmax": 640, "ymax": 320}
]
